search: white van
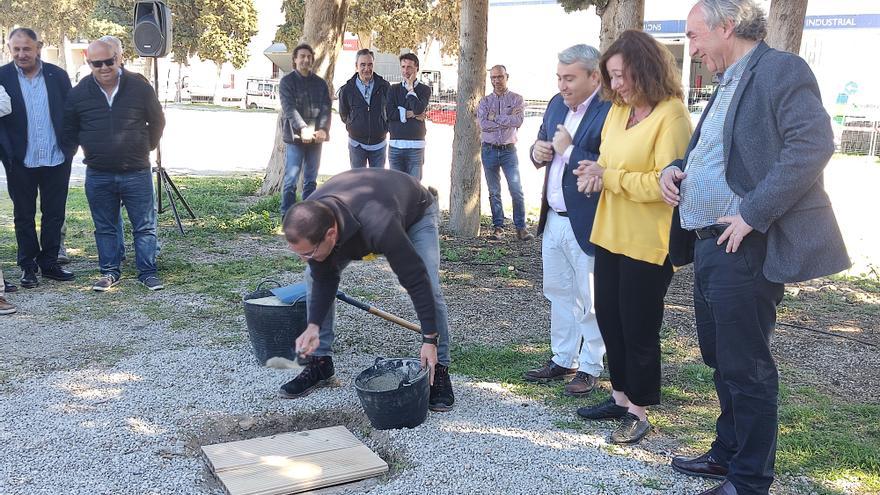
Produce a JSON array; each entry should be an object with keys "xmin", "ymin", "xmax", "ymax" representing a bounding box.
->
[{"xmin": 245, "ymin": 78, "xmax": 281, "ymax": 110}]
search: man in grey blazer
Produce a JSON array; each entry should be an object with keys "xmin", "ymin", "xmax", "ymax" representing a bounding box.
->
[{"xmin": 660, "ymin": 1, "xmax": 849, "ymax": 494}]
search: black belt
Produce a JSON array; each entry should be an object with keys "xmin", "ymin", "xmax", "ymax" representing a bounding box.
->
[
  {"xmin": 554, "ymin": 210, "xmax": 568, "ymax": 217},
  {"xmin": 482, "ymin": 143, "xmax": 515, "ymax": 150},
  {"xmin": 692, "ymin": 224, "xmax": 727, "ymax": 240}
]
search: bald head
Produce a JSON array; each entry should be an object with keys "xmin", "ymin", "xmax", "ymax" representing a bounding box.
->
[
  {"xmin": 87, "ymin": 40, "xmax": 116, "ymax": 60},
  {"xmin": 87, "ymin": 40, "xmax": 120, "ymax": 88}
]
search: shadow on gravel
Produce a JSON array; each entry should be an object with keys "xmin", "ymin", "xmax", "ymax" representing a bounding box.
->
[{"xmin": 184, "ymin": 409, "xmax": 410, "ymax": 493}]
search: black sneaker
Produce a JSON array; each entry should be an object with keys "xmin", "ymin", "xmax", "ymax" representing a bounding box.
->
[
  {"xmin": 576, "ymin": 397, "xmax": 628, "ymax": 420},
  {"xmin": 610, "ymin": 412, "xmax": 652, "ymax": 444},
  {"xmin": 280, "ymin": 356, "xmax": 335, "ymax": 399},
  {"xmin": 429, "ymin": 364, "xmax": 455, "ymax": 412}
]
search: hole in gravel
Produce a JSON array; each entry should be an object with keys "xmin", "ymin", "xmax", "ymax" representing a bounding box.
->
[{"xmin": 183, "ymin": 408, "xmax": 411, "ymax": 493}]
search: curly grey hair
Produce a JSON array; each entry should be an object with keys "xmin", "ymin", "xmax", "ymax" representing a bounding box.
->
[
  {"xmin": 558, "ymin": 44, "xmax": 600, "ymax": 73},
  {"xmin": 699, "ymin": 0, "xmax": 767, "ymax": 41}
]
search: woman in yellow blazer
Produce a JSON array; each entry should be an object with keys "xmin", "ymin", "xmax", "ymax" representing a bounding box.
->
[{"xmin": 573, "ymin": 30, "xmax": 693, "ymax": 444}]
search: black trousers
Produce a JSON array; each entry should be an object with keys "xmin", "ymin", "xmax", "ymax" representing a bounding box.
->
[
  {"xmin": 693, "ymin": 233, "xmax": 784, "ymax": 495},
  {"xmin": 5, "ymin": 160, "xmax": 71, "ymax": 271},
  {"xmin": 594, "ymin": 245, "xmax": 673, "ymax": 406}
]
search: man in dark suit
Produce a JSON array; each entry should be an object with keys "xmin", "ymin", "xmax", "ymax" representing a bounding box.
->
[
  {"xmin": 660, "ymin": 2, "xmax": 850, "ymax": 494},
  {"xmin": 1, "ymin": 82, "xmax": 19, "ymax": 301},
  {"xmin": 523, "ymin": 44, "xmax": 610, "ymax": 398},
  {"xmin": 0, "ymin": 28, "xmax": 75, "ymax": 289}
]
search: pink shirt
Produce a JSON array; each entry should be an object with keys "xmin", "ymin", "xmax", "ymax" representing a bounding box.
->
[{"xmin": 547, "ymin": 88, "xmax": 599, "ymax": 212}]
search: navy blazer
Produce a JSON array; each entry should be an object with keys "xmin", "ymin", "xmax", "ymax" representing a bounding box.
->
[
  {"xmin": 668, "ymin": 42, "xmax": 849, "ymax": 283},
  {"xmin": 532, "ymin": 93, "xmax": 611, "ymax": 255},
  {"xmin": 0, "ymin": 61, "xmax": 72, "ymax": 167}
]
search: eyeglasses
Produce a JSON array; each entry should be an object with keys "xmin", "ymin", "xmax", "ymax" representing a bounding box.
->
[
  {"xmin": 297, "ymin": 236, "xmax": 326, "ymax": 260},
  {"xmin": 88, "ymin": 58, "xmax": 116, "ymax": 68}
]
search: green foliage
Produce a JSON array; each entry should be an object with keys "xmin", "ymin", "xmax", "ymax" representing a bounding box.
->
[
  {"xmin": 195, "ymin": 0, "xmax": 259, "ymax": 69},
  {"xmin": 274, "ymin": 0, "xmax": 459, "ymax": 57},
  {"xmin": 275, "ymin": 0, "xmax": 305, "ymax": 48},
  {"xmin": 556, "ymin": 0, "xmax": 603, "ymax": 14},
  {"xmin": 83, "ymin": 0, "xmax": 257, "ymax": 68},
  {"xmin": 2, "ymin": 0, "xmax": 97, "ymax": 46}
]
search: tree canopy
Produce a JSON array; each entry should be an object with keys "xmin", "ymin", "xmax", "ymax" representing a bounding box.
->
[{"xmin": 1, "ymin": 0, "xmax": 257, "ymax": 70}]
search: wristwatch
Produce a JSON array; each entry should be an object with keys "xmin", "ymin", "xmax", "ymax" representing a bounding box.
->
[{"xmin": 421, "ymin": 335, "xmax": 439, "ymax": 346}]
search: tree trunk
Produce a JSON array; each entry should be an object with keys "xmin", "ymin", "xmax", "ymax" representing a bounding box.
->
[
  {"xmin": 766, "ymin": 0, "xmax": 808, "ymax": 54},
  {"xmin": 260, "ymin": 0, "xmax": 349, "ymax": 196},
  {"xmin": 213, "ymin": 65, "xmax": 224, "ymax": 106},
  {"xmin": 596, "ymin": 0, "xmax": 645, "ymax": 52},
  {"xmin": 357, "ymin": 31, "xmax": 372, "ymax": 50},
  {"xmin": 303, "ymin": 0, "xmax": 349, "ymax": 94},
  {"xmin": 260, "ymin": 113, "xmax": 287, "ymax": 195},
  {"xmin": 448, "ymin": 0, "xmax": 488, "ymax": 237},
  {"xmin": 57, "ymin": 32, "xmax": 68, "ymax": 71}
]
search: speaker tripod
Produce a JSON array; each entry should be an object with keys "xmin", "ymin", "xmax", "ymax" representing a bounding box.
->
[{"xmin": 151, "ymin": 56, "xmax": 194, "ymax": 234}]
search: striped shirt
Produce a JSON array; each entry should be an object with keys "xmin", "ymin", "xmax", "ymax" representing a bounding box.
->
[
  {"xmin": 679, "ymin": 45, "xmax": 756, "ymax": 229},
  {"xmin": 17, "ymin": 62, "xmax": 65, "ymax": 168}
]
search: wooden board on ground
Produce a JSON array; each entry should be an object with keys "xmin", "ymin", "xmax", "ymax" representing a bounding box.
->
[{"xmin": 201, "ymin": 425, "xmax": 388, "ymax": 495}]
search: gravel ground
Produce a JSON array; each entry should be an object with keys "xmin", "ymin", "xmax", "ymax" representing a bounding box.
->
[{"xmin": 1, "ymin": 255, "xmax": 720, "ymax": 495}]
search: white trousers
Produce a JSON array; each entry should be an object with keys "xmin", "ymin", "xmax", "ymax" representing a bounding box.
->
[{"xmin": 542, "ymin": 210, "xmax": 605, "ymax": 376}]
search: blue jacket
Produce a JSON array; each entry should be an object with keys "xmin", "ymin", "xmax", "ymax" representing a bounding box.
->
[
  {"xmin": 0, "ymin": 61, "xmax": 72, "ymax": 168},
  {"xmin": 531, "ymin": 93, "xmax": 611, "ymax": 255},
  {"xmin": 668, "ymin": 42, "xmax": 849, "ymax": 283}
]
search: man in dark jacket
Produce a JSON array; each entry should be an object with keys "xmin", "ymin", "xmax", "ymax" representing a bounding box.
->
[
  {"xmin": 279, "ymin": 44, "xmax": 331, "ymax": 217},
  {"xmin": 63, "ymin": 39, "xmax": 165, "ymax": 292},
  {"xmin": 338, "ymin": 49, "xmax": 390, "ymax": 169},
  {"xmin": 386, "ymin": 53, "xmax": 431, "ymax": 179},
  {"xmin": 281, "ymin": 168, "xmax": 455, "ymax": 413},
  {"xmin": 0, "ymin": 28, "xmax": 76, "ymax": 289}
]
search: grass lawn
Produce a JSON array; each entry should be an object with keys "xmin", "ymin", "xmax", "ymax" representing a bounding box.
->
[{"xmin": 1, "ymin": 174, "xmax": 877, "ymax": 494}]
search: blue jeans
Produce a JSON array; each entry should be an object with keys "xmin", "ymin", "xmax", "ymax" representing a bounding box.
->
[
  {"xmin": 481, "ymin": 144, "xmax": 526, "ymax": 229},
  {"xmin": 281, "ymin": 142, "xmax": 322, "ymax": 217},
  {"xmin": 84, "ymin": 168, "xmax": 158, "ymax": 281},
  {"xmin": 388, "ymin": 146, "xmax": 424, "ymax": 180},
  {"xmin": 306, "ymin": 200, "xmax": 451, "ymax": 365},
  {"xmin": 349, "ymin": 144, "xmax": 386, "ymax": 169}
]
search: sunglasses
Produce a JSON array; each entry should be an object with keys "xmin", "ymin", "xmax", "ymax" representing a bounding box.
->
[{"xmin": 88, "ymin": 57, "xmax": 116, "ymax": 68}]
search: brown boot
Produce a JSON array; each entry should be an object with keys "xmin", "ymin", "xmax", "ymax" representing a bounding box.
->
[
  {"xmin": 563, "ymin": 371, "xmax": 597, "ymax": 397},
  {"xmin": 487, "ymin": 226, "xmax": 504, "ymax": 240},
  {"xmin": 516, "ymin": 228, "xmax": 534, "ymax": 241},
  {"xmin": 523, "ymin": 359, "xmax": 577, "ymax": 383}
]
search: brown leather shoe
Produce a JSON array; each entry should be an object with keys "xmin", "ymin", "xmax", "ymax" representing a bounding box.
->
[
  {"xmin": 522, "ymin": 359, "xmax": 576, "ymax": 383},
  {"xmin": 487, "ymin": 226, "xmax": 504, "ymax": 240},
  {"xmin": 563, "ymin": 371, "xmax": 597, "ymax": 397},
  {"xmin": 0, "ymin": 296, "xmax": 16, "ymax": 315},
  {"xmin": 516, "ymin": 228, "xmax": 534, "ymax": 241},
  {"xmin": 671, "ymin": 452, "xmax": 729, "ymax": 480},
  {"xmin": 696, "ymin": 480, "xmax": 738, "ymax": 495}
]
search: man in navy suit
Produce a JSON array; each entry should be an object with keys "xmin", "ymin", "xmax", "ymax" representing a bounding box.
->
[
  {"xmin": 523, "ymin": 44, "xmax": 611, "ymax": 397},
  {"xmin": 0, "ymin": 28, "xmax": 75, "ymax": 289}
]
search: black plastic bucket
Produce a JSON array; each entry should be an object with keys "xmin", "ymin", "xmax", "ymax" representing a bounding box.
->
[
  {"xmin": 354, "ymin": 358, "xmax": 430, "ymax": 430},
  {"xmin": 242, "ymin": 281, "xmax": 307, "ymax": 365}
]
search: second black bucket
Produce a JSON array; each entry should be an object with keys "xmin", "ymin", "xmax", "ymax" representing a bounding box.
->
[{"xmin": 354, "ymin": 358, "xmax": 429, "ymax": 430}]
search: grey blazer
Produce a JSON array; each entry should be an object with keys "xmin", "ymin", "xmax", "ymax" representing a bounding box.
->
[{"xmin": 669, "ymin": 42, "xmax": 850, "ymax": 284}]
